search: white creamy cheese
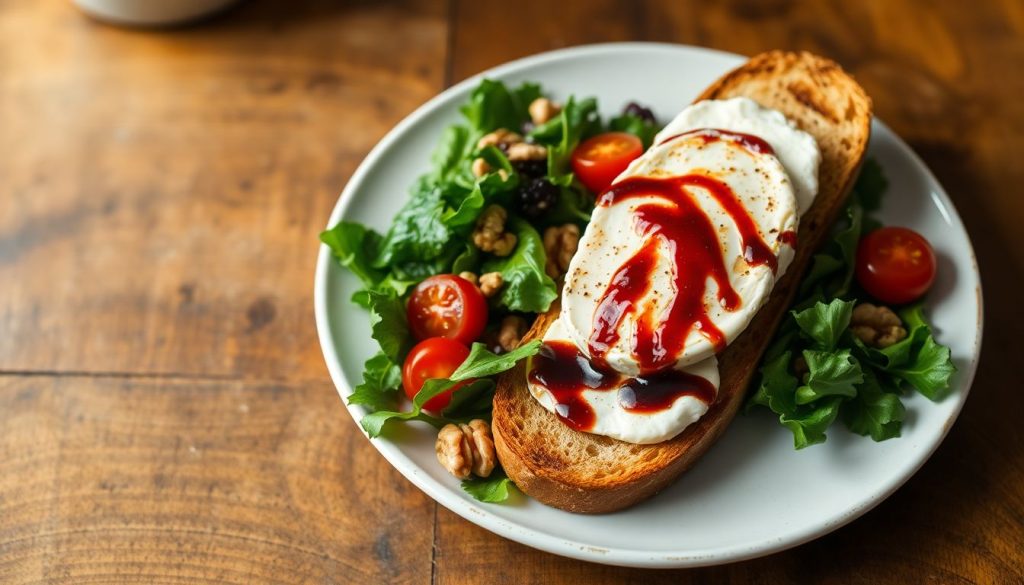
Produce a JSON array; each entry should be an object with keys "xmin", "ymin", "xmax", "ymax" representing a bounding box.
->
[
  {"xmin": 526, "ymin": 99, "xmax": 820, "ymax": 445},
  {"xmin": 655, "ymin": 97, "xmax": 821, "ymax": 215},
  {"xmin": 561, "ymin": 130, "xmax": 798, "ymax": 374},
  {"xmin": 531, "ymin": 318, "xmax": 720, "ymax": 444}
]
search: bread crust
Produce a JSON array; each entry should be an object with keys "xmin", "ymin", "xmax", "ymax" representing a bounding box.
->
[{"xmin": 492, "ymin": 51, "xmax": 872, "ymax": 514}]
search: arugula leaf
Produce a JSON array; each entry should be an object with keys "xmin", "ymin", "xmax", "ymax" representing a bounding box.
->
[
  {"xmin": 607, "ymin": 113, "xmax": 659, "ymax": 149},
  {"xmin": 441, "ymin": 378, "xmax": 497, "ymax": 420},
  {"xmin": 841, "ymin": 370, "xmax": 905, "ymax": 441},
  {"xmin": 795, "ymin": 349, "xmax": 863, "ymax": 404},
  {"xmin": 793, "ymin": 299, "xmax": 855, "ymax": 351},
  {"xmin": 451, "ymin": 340, "xmax": 542, "ymax": 379},
  {"xmin": 320, "ymin": 221, "xmax": 384, "ymax": 287},
  {"xmin": 530, "ymin": 96, "xmax": 601, "ymax": 186},
  {"xmin": 360, "ymin": 341, "xmax": 542, "ymax": 437},
  {"xmin": 462, "ymin": 468, "xmax": 515, "ymax": 503},
  {"xmin": 482, "ymin": 218, "xmax": 559, "ymax": 313}
]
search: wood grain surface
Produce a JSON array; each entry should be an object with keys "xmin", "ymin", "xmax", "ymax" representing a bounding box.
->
[{"xmin": 1, "ymin": 0, "xmax": 1021, "ymax": 583}]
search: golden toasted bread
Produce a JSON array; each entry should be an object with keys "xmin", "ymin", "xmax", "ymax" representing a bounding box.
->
[{"xmin": 491, "ymin": 51, "xmax": 872, "ymax": 513}]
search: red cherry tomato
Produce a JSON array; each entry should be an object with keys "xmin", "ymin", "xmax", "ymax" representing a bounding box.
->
[
  {"xmin": 855, "ymin": 227, "xmax": 937, "ymax": 305},
  {"xmin": 406, "ymin": 274, "xmax": 488, "ymax": 344},
  {"xmin": 402, "ymin": 337, "xmax": 472, "ymax": 412},
  {"xmin": 571, "ymin": 132, "xmax": 644, "ymax": 194}
]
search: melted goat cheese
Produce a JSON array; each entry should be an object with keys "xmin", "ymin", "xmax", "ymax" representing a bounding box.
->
[{"xmin": 527, "ymin": 98, "xmax": 820, "ymax": 444}]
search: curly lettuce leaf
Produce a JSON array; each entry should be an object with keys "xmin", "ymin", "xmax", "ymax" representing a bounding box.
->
[
  {"xmin": 751, "ymin": 352, "xmax": 843, "ymax": 449},
  {"xmin": 320, "ymin": 221, "xmax": 384, "ymax": 288},
  {"xmin": 793, "ymin": 299, "xmax": 855, "ymax": 351},
  {"xmin": 841, "ymin": 370, "xmax": 905, "ymax": 441},
  {"xmin": 347, "ymin": 352, "xmax": 403, "ymax": 412},
  {"xmin": 795, "ymin": 349, "xmax": 864, "ymax": 404}
]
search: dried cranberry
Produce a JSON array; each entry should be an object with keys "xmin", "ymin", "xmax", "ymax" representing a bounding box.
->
[
  {"xmin": 623, "ymin": 102, "xmax": 656, "ymax": 123},
  {"xmin": 517, "ymin": 178, "xmax": 559, "ymax": 218},
  {"xmin": 512, "ymin": 159, "xmax": 548, "ymax": 180}
]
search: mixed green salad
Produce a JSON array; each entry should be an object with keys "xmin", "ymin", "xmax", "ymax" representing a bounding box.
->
[{"xmin": 321, "ymin": 78, "xmax": 956, "ymax": 500}]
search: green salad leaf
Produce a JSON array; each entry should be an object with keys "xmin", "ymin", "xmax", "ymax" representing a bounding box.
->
[
  {"xmin": 607, "ymin": 112, "xmax": 660, "ymax": 149},
  {"xmin": 841, "ymin": 369, "xmax": 905, "ymax": 441},
  {"xmin": 320, "ymin": 221, "xmax": 384, "ymax": 288},
  {"xmin": 751, "ymin": 351, "xmax": 843, "ymax": 449},
  {"xmin": 795, "ymin": 349, "xmax": 863, "ymax": 404},
  {"xmin": 530, "ymin": 95, "xmax": 601, "ymax": 186},
  {"xmin": 793, "ymin": 298, "xmax": 855, "ymax": 351},
  {"xmin": 462, "ymin": 469, "xmax": 515, "ymax": 503},
  {"xmin": 461, "ymin": 79, "xmax": 539, "ymax": 138},
  {"xmin": 360, "ymin": 341, "xmax": 542, "ymax": 438},
  {"xmin": 749, "ymin": 160, "xmax": 956, "ymax": 448},
  {"xmin": 347, "ymin": 352, "xmax": 403, "ymax": 412},
  {"xmin": 481, "ymin": 218, "xmax": 559, "ymax": 313}
]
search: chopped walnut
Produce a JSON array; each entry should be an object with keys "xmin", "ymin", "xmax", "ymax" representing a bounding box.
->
[
  {"xmin": 543, "ymin": 224, "xmax": 580, "ymax": 278},
  {"xmin": 478, "ymin": 271, "xmax": 504, "ymax": 298},
  {"xmin": 476, "ymin": 128, "xmax": 522, "ymax": 151},
  {"xmin": 435, "ymin": 420, "xmax": 495, "ymax": 479},
  {"xmin": 498, "ymin": 315, "xmax": 528, "ymax": 352},
  {"xmin": 528, "ymin": 97, "xmax": 561, "ymax": 125},
  {"xmin": 458, "ymin": 271, "xmax": 478, "ymax": 285},
  {"xmin": 850, "ymin": 303, "xmax": 908, "ymax": 348},
  {"xmin": 506, "ymin": 142, "xmax": 547, "ymax": 162},
  {"xmin": 471, "ymin": 157, "xmax": 491, "ymax": 177},
  {"xmin": 472, "ymin": 205, "xmax": 517, "ymax": 257},
  {"xmin": 471, "ymin": 158, "xmax": 510, "ymax": 180}
]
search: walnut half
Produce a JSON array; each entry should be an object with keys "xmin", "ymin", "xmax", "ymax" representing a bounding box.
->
[
  {"xmin": 543, "ymin": 224, "xmax": 580, "ymax": 278},
  {"xmin": 850, "ymin": 303, "xmax": 908, "ymax": 348},
  {"xmin": 435, "ymin": 420, "xmax": 496, "ymax": 479}
]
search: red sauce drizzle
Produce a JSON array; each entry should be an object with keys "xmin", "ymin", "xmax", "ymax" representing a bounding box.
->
[
  {"xmin": 589, "ymin": 174, "xmax": 777, "ymax": 374},
  {"xmin": 528, "ymin": 340, "xmax": 716, "ymax": 432},
  {"xmin": 779, "ymin": 230, "xmax": 797, "ymax": 247},
  {"xmin": 657, "ymin": 128, "xmax": 775, "ymax": 155}
]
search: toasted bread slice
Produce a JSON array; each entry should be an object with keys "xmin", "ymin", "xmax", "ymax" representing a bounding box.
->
[{"xmin": 491, "ymin": 51, "xmax": 872, "ymax": 513}]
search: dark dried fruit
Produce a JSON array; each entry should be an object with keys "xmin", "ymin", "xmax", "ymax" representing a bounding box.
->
[
  {"xmin": 512, "ymin": 159, "xmax": 548, "ymax": 180},
  {"xmin": 517, "ymin": 178, "xmax": 559, "ymax": 218},
  {"xmin": 623, "ymin": 101, "xmax": 656, "ymax": 123}
]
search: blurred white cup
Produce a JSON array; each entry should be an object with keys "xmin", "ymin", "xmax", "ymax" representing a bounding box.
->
[{"xmin": 74, "ymin": 0, "xmax": 241, "ymax": 26}]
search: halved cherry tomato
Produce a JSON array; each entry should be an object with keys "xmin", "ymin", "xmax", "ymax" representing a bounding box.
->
[
  {"xmin": 406, "ymin": 274, "xmax": 488, "ymax": 344},
  {"xmin": 571, "ymin": 132, "xmax": 644, "ymax": 194},
  {"xmin": 402, "ymin": 337, "xmax": 472, "ymax": 412},
  {"xmin": 855, "ymin": 227, "xmax": 937, "ymax": 305}
]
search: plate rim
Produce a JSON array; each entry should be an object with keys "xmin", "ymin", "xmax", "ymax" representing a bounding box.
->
[{"xmin": 313, "ymin": 41, "xmax": 983, "ymax": 568}]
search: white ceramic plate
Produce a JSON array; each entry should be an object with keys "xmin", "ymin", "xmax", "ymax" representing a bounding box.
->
[{"xmin": 314, "ymin": 43, "xmax": 982, "ymax": 568}]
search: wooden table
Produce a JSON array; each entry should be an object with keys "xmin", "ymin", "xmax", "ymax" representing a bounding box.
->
[{"xmin": 1, "ymin": 1, "xmax": 1021, "ymax": 582}]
